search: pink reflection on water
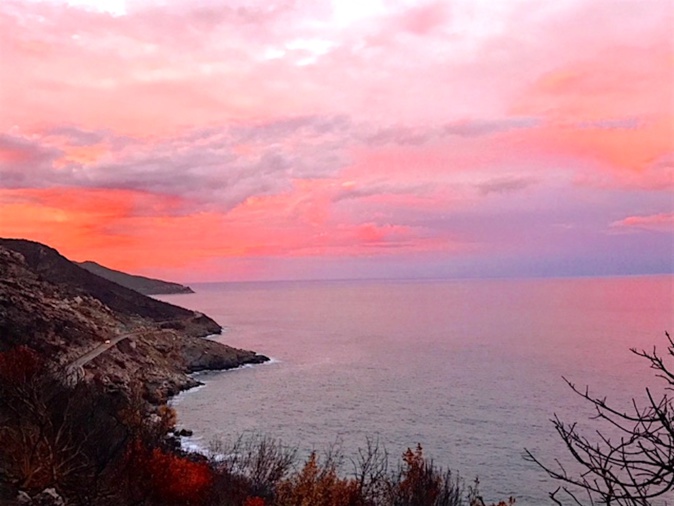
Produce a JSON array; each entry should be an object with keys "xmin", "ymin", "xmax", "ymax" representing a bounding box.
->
[{"xmin": 163, "ymin": 275, "xmax": 673, "ymax": 504}]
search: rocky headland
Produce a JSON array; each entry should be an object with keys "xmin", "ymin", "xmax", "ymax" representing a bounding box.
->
[
  {"xmin": 0, "ymin": 238, "xmax": 269, "ymax": 403},
  {"xmin": 76, "ymin": 260, "xmax": 194, "ymax": 295}
]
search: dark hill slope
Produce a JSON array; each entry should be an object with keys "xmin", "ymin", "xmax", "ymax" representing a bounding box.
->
[
  {"xmin": 0, "ymin": 246, "xmax": 111, "ymax": 357},
  {"xmin": 0, "ymin": 242, "xmax": 268, "ymax": 400},
  {"xmin": 0, "ymin": 239, "xmax": 219, "ymax": 337},
  {"xmin": 77, "ymin": 260, "xmax": 194, "ymax": 295}
]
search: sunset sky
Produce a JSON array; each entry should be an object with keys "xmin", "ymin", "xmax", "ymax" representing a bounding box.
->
[{"xmin": 0, "ymin": 0, "xmax": 672, "ymax": 282}]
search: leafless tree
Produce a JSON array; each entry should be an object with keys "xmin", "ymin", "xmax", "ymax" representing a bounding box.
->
[
  {"xmin": 0, "ymin": 347, "xmax": 142, "ymax": 505},
  {"xmin": 525, "ymin": 332, "xmax": 674, "ymax": 505},
  {"xmin": 350, "ymin": 436, "xmax": 390, "ymax": 500},
  {"xmin": 208, "ymin": 433, "xmax": 297, "ymax": 499}
]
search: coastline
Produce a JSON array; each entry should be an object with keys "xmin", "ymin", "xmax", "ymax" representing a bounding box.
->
[
  {"xmin": 171, "ymin": 355, "xmax": 277, "ymax": 397},
  {"xmin": 169, "ymin": 357, "xmax": 279, "ymax": 454}
]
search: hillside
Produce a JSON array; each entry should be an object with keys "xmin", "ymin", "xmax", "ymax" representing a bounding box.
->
[
  {"xmin": 0, "ymin": 239, "xmax": 215, "ymax": 337},
  {"xmin": 0, "ymin": 239, "xmax": 269, "ymax": 401},
  {"xmin": 0, "ymin": 241, "xmax": 270, "ymax": 505},
  {"xmin": 77, "ymin": 260, "xmax": 194, "ymax": 295}
]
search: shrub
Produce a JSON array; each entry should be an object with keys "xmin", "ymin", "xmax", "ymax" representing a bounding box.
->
[
  {"xmin": 0, "ymin": 345, "xmax": 42, "ymax": 385},
  {"xmin": 0, "ymin": 347, "xmax": 131, "ymax": 504},
  {"xmin": 275, "ymin": 452, "xmax": 364, "ymax": 506},
  {"xmin": 125, "ymin": 439, "xmax": 214, "ymax": 505},
  {"xmin": 244, "ymin": 498, "xmax": 267, "ymax": 506},
  {"xmin": 0, "ymin": 348, "xmax": 515, "ymax": 506},
  {"xmin": 209, "ymin": 434, "xmax": 297, "ymax": 501},
  {"xmin": 386, "ymin": 445, "xmax": 466, "ymax": 506}
]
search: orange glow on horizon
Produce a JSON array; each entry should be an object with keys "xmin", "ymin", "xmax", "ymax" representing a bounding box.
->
[{"xmin": 0, "ymin": 0, "xmax": 671, "ymax": 280}]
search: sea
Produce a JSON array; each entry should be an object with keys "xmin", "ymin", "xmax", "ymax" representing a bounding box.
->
[{"xmin": 158, "ymin": 275, "xmax": 673, "ymax": 504}]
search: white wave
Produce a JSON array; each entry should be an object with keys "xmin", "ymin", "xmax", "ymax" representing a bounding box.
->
[{"xmin": 178, "ymin": 435, "xmax": 209, "ymax": 456}]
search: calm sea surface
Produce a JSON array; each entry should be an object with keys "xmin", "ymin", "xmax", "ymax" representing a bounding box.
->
[{"xmin": 159, "ymin": 276, "xmax": 673, "ymax": 504}]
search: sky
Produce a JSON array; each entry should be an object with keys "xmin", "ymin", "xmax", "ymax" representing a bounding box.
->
[{"xmin": 0, "ymin": 0, "xmax": 672, "ymax": 282}]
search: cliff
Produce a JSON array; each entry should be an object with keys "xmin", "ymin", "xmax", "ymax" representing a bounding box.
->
[
  {"xmin": 76, "ymin": 260, "xmax": 194, "ymax": 295},
  {"xmin": 0, "ymin": 239, "xmax": 268, "ymax": 402}
]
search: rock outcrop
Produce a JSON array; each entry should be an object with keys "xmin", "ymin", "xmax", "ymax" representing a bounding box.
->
[
  {"xmin": 16, "ymin": 488, "xmax": 66, "ymax": 506},
  {"xmin": 0, "ymin": 240, "xmax": 269, "ymax": 402}
]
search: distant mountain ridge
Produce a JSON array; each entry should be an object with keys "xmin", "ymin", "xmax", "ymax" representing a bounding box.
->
[
  {"xmin": 0, "ymin": 238, "xmax": 216, "ymax": 336},
  {"xmin": 77, "ymin": 260, "xmax": 194, "ymax": 295}
]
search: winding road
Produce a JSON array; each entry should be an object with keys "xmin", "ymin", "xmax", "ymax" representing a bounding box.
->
[
  {"xmin": 63, "ymin": 320, "xmax": 188, "ymax": 383},
  {"xmin": 67, "ymin": 331, "xmax": 138, "ymax": 370},
  {"xmin": 64, "ymin": 327, "xmax": 155, "ymax": 383}
]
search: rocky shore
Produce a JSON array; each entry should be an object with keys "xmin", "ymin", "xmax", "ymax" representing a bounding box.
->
[{"xmin": 0, "ymin": 239, "xmax": 269, "ymax": 403}]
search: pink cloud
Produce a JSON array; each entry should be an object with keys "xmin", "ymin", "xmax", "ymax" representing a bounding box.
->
[
  {"xmin": 611, "ymin": 213, "xmax": 674, "ymax": 233},
  {"xmin": 393, "ymin": 1, "xmax": 450, "ymax": 36},
  {"xmin": 0, "ymin": 0, "xmax": 672, "ymax": 279}
]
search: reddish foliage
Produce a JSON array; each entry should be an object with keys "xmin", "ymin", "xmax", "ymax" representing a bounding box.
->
[
  {"xmin": 244, "ymin": 497, "xmax": 266, "ymax": 506},
  {"xmin": 276, "ymin": 452, "xmax": 363, "ymax": 506},
  {"xmin": 397, "ymin": 444, "xmax": 442, "ymax": 504},
  {"xmin": 0, "ymin": 345, "xmax": 42, "ymax": 385},
  {"xmin": 149, "ymin": 449, "xmax": 213, "ymax": 505},
  {"xmin": 126, "ymin": 440, "xmax": 214, "ymax": 505}
]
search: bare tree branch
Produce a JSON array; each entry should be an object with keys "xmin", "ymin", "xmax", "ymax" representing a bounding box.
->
[{"xmin": 525, "ymin": 332, "xmax": 674, "ymax": 505}]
